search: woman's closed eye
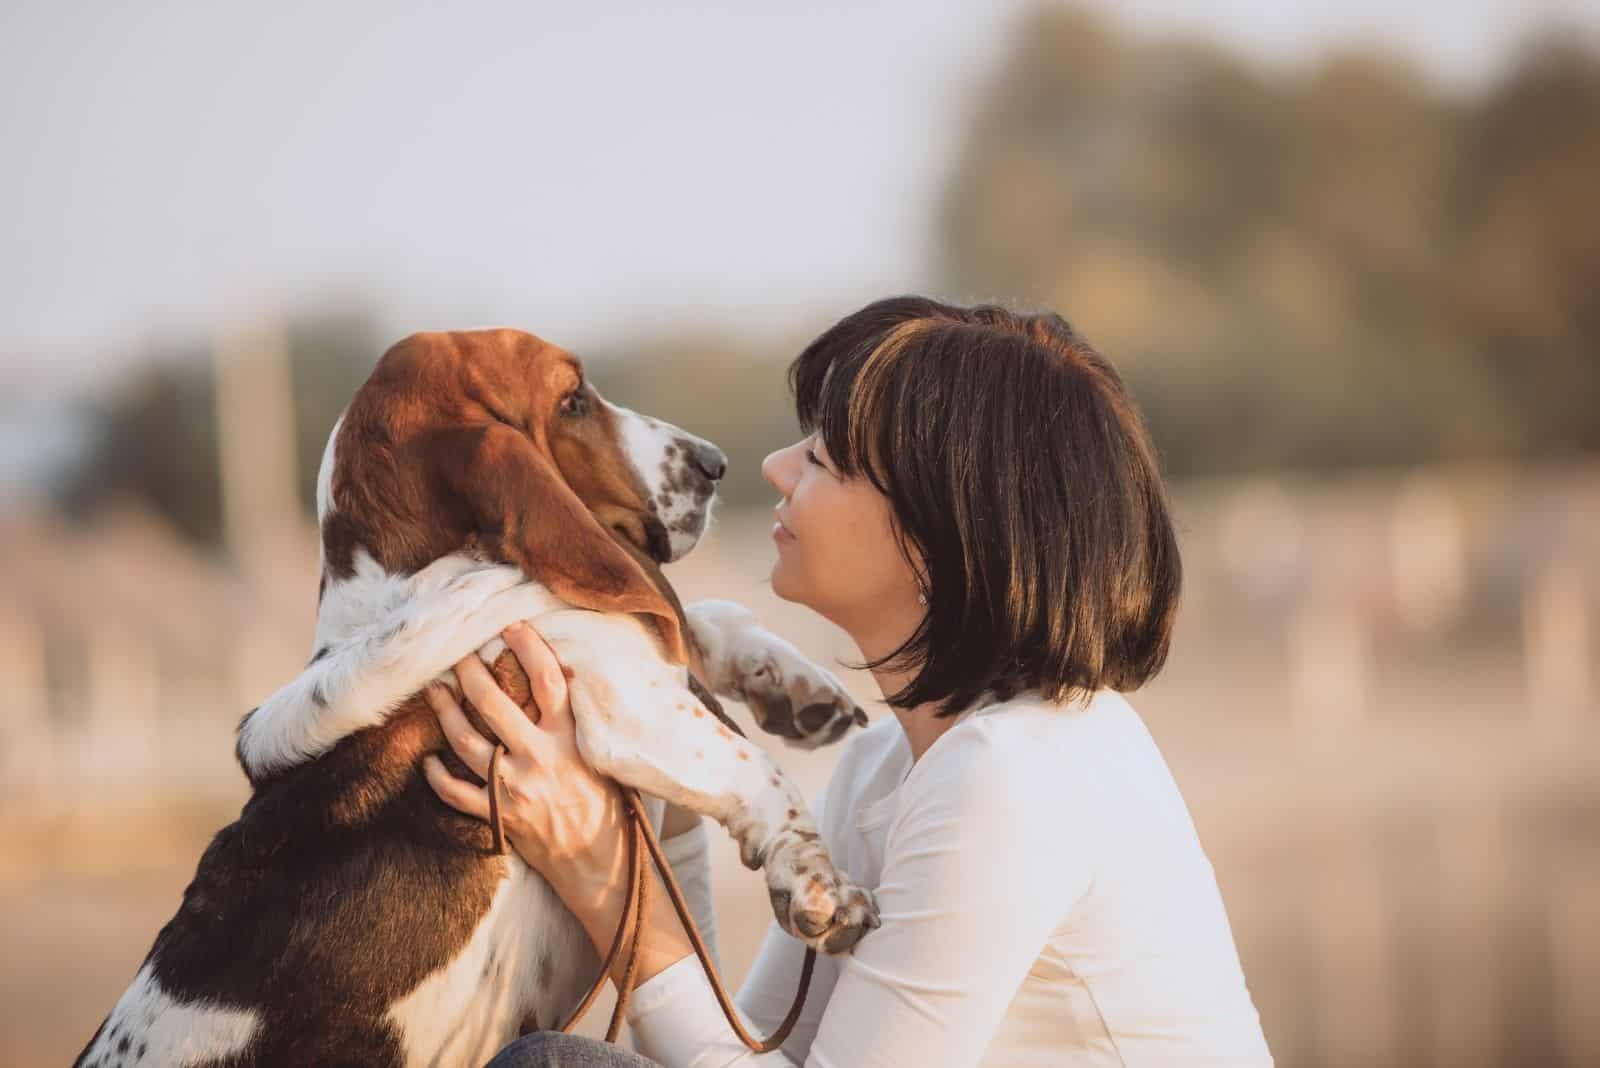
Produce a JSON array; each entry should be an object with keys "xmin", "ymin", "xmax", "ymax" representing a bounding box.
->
[{"xmin": 805, "ymin": 447, "xmax": 836, "ymax": 476}]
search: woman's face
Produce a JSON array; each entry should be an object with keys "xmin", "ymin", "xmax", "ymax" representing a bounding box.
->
[{"xmin": 761, "ymin": 435, "xmax": 924, "ymax": 640}]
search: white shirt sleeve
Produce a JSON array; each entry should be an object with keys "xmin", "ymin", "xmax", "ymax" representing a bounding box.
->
[
  {"xmin": 627, "ymin": 725, "xmax": 1092, "ymax": 1068},
  {"xmin": 659, "ymin": 817, "xmax": 721, "ymax": 972}
]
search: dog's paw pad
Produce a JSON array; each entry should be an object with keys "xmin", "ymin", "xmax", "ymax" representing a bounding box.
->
[
  {"xmin": 767, "ymin": 856, "xmax": 880, "ymax": 955},
  {"xmin": 742, "ymin": 654, "xmax": 865, "ymax": 750}
]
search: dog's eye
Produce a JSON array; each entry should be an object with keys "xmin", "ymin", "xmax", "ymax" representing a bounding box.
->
[{"xmin": 559, "ymin": 391, "xmax": 588, "ymax": 418}]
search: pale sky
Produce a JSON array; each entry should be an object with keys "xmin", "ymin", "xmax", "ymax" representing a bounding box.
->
[{"xmin": 4, "ymin": 0, "xmax": 1597, "ymax": 387}]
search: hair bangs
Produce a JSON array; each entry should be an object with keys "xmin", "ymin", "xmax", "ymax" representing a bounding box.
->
[{"xmin": 789, "ymin": 302, "xmax": 938, "ymax": 495}]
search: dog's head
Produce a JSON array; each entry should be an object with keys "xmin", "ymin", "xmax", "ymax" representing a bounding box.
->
[{"xmin": 316, "ymin": 328, "xmax": 725, "ymax": 664}]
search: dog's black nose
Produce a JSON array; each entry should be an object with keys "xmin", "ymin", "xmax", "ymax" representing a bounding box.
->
[{"xmin": 691, "ymin": 442, "xmax": 727, "ymax": 482}]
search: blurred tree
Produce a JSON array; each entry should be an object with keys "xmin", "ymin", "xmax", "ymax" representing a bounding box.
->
[
  {"xmin": 283, "ymin": 309, "xmax": 387, "ymax": 511},
  {"xmin": 1450, "ymin": 34, "xmax": 1600, "ymax": 457},
  {"xmin": 938, "ymin": 5, "xmax": 1599, "ymax": 477},
  {"xmin": 58, "ymin": 305, "xmax": 382, "ymax": 549},
  {"xmin": 60, "ymin": 342, "xmax": 223, "ymax": 544}
]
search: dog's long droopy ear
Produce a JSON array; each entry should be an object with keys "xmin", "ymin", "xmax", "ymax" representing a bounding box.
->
[{"xmin": 441, "ymin": 422, "xmax": 688, "ymax": 665}]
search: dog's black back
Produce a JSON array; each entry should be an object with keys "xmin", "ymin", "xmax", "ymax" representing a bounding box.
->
[{"xmin": 73, "ymin": 696, "xmax": 520, "ymax": 1068}]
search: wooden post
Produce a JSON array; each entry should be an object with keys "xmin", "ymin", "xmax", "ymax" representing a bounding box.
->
[
  {"xmin": 1430, "ymin": 800, "xmax": 1508, "ymax": 1067},
  {"xmin": 215, "ymin": 319, "xmax": 301, "ymax": 584},
  {"xmin": 1287, "ymin": 590, "xmax": 1372, "ymax": 747},
  {"xmin": 1523, "ymin": 557, "xmax": 1594, "ymax": 741},
  {"xmin": 1388, "ymin": 475, "xmax": 1465, "ymax": 633},
  {"xmin": 1305, "ymin": 813, "xmax": 1397, "ymax": 1064},
  {"xmin": 0, "ymin": 602, "xmax": 52, "ymax": 792},
  {"xmin": 82, "ymin": 618, "xmax": 161, "ymax": 786},
  {"xmin": 1548, "ymin": 855, "xmax": 1600, "ymax": 1067}
]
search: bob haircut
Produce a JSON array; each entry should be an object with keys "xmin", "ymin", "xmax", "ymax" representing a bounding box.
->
[{"xmin": 789, "ymin": 295, "xmax": 1181, "ymax": 718}]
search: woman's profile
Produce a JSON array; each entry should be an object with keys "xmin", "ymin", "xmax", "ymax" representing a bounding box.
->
[{"xmin": 426, "ymin": 295, "xmax": 1273, "ymax": 1066}]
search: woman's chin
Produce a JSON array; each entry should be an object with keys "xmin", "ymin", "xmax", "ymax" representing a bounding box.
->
[{"xmin": 768, "ymin": 560, "xmax": 805, "ymax": 606}]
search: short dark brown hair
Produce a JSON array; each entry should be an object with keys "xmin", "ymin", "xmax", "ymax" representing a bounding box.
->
[{"xmin": 789, "ymin": 296, "xmax": 1181, "ymax": 717}]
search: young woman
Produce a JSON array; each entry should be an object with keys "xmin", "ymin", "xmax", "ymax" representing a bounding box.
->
[{"xmin": 424, "ymin": 297, "xmax": 1273, "ymax": 1066}]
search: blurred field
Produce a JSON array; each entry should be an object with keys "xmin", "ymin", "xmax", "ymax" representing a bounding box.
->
[{"xmin": 2, "ymin": 470, "xmax": 1596, "ymax": 1067}]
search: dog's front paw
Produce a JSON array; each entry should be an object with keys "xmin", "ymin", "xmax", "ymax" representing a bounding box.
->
[
  {"xmin": 735, "ymin": 642, "xmax": 867, "ymax": 750},
  {"xmin": 765, "ymin": 839, "xmax": 881, "ymax": 954}
]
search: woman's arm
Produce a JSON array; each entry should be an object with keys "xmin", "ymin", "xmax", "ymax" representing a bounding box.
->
[
  {"xmin": 657, "ymin": 815, "xmax": 721, "ymax": 971},
  {"xmin": 626, "ymin": 727, "xmax": 1091, "ymax": 1068},
  {"xmin": 803, "ymin": 737, "xmax": 1089, "ymax": 1066}
]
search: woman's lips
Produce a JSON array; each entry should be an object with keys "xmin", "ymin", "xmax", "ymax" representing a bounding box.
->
[{"xmin": 772, "ymin": 512, "xmax": 796, "ymax": 542}]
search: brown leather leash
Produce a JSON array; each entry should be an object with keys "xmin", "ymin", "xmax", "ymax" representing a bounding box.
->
[{"xmin": 487, "ymin": 744, "xmax": 817, "ymax": 1051}]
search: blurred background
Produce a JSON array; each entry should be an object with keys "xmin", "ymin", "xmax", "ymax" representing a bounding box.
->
[{"xmin": 3, "ymin": 2, "xmax": 1598, "ymax": 1064}]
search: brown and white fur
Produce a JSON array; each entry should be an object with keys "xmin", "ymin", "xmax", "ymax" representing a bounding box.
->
[{"xmin": 75, "ymin": 329, "xmax": 877, "ymax": 1068}]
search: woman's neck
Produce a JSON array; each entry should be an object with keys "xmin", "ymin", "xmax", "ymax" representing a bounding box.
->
[
  {"xmin": 867, "ymin": 662, "xmax": 960, "ymax": 764},
  {"xmin": 891, "ymin": 702, "xmax": 959, "ymax": 763},
  {"xmin": 841, "ymin": 605, "xmax": 960, "ymax": 763}
]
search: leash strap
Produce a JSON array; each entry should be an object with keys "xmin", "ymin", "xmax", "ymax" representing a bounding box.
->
[
  {"xmin": 486, "ymin": 744, "xmax": 816, "ymax": 1052},
  {"xmin": 487, "ymin": 744, "xmax": 508, "ymax": 856}
]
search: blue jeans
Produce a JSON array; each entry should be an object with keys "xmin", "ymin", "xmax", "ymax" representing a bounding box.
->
[{"xmin": 485, "ymin": 1031, "xmax": 660, "ymax": 1067}]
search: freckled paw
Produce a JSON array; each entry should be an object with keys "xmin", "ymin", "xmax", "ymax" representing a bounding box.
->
[
  {"xmin": 768, "ymin": 886, "xmax": 792, "ymax": 925},
  {"xmin": 793, "ymin": 903, "xmax": 834, "ymax": 938},
  {"xmin": 820, "ymin": 885, "xmax": 880, "ymax": 954},
  {"xmin": 793, "ymin": 696, "xmax": 868, "ymax": 749},
  {"xmin": 737, "ymin": 836, "xmax": 768, "ymax": 871},
  {"xmin": 741, "ymin": 656, "xmax": 867, "ymax": 750},
  {"xmin": 770, "ymin": 866, "xmax": 880, "ymax": 954}
]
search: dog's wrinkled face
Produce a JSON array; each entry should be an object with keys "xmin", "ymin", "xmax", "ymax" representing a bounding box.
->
[
  {"xmin": 319, "ymin": 329, "xmax": 725, "ymax": 579},
  {"xmin": 552, "ymin": 382, "xmax": 726, "ymax": 566}
]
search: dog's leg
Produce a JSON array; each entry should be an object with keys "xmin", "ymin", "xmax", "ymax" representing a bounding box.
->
[
  {"xmin": 543, "ymin": 630, "xmax": 878, "ymax": 955},
  {"xmin": 685, "ymin": 600, "xmax": 867, "ymax": 749},
  {"xmin": 580, "ymin": 677, "xmax": 879, "ymax": 955}
]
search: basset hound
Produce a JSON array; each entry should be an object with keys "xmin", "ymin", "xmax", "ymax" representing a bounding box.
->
[{"xmin": 75, "ymin": 329, "xmax": 878, "ymax": 1068}]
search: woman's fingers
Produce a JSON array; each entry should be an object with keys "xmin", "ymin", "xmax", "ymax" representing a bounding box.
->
[
  {"xmin": 453, "ymin": 651, "xmax": 541, "ymax": 756},
  {"xmin": 425, "ymin": 682, "xmax": 496, "ymax": 777},
  {"xmin": 503, "ymin": 622, "xmax": 574, "ymax": 731},
  {"xmin": 422, "ymin": 754, "xmax": 491, "ymax": 820}
]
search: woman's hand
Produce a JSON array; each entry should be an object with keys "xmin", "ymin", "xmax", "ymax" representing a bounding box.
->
[
  {"xmin": 422, "ymin": 621, "xmax": 698, "ymax": 986},
  {"xmin": 422, "ymin": 622, "xmax": 628, "ymax": 909}
]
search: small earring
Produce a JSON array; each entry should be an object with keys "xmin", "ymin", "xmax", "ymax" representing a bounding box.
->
[{"xmin": 917, "ymin": 591, "xmax": 928, "ymax": 607}]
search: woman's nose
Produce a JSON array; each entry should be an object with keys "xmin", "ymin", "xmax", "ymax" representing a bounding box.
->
[{"xmin": 761, "ymin": 446, "xmax": 794, "ymax": 495}]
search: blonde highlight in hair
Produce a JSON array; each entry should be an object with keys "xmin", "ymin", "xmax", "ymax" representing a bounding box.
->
[{"xmin": 845, "ymin": 318, "xmax": 935, "ymax": 473}]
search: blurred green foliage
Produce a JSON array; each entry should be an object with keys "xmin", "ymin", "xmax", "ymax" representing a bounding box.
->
[{"xmin": 940, "ymin": 7, "xmax": 1600, "ymax": 476}]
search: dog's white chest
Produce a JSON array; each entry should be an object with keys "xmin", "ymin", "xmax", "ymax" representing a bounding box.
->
[
  {"xmin": 79, "ymin": 964, "xmax": 261, "ymax": 1066},
  {"xmin": 386, "ymin": 860, "xmax": 598, "ymax": 1067}
]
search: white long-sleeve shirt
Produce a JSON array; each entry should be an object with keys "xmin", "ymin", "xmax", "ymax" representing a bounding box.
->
[{"xmin": 630, "ymin": 690, "xmax": 1273, "ymax": 1067}]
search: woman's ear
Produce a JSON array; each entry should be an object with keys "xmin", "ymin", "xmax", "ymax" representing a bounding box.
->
[{"xmin": 438, "ymin": 421, "xmax": 688, "ymax": 664}]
